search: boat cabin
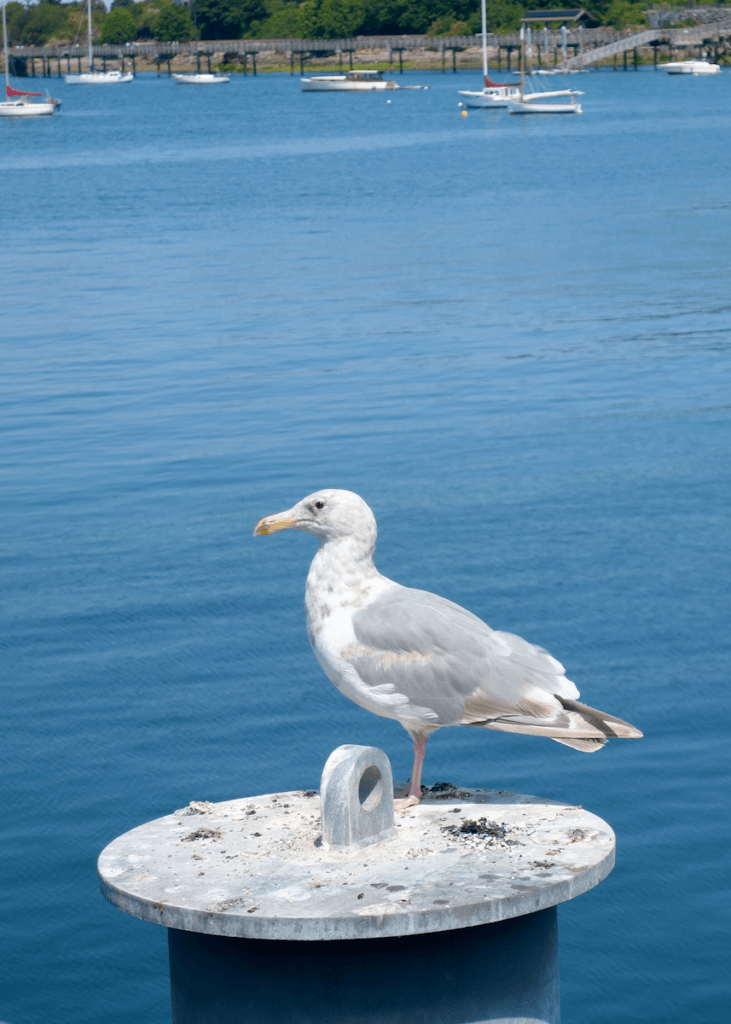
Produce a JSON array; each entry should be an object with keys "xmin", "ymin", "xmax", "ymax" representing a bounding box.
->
[{"xmin": 344, "ymin": 70, "xmax": 385, "ymax": 80}]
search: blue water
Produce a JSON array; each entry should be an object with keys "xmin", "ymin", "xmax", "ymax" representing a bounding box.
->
[{"xmin": 2, "ymin": 68, "xmax": 730, "ymax": 1023}]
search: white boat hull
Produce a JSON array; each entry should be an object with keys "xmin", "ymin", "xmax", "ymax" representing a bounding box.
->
[
  {"xmin": 172, "ymin": 74, "xmax": 229, "ymax": 85},
  {"xmin": 662, "ymin": 60, "xmax": 721, "ymax": 75},
  {"xmin": 0, "ymin": 99, "xmax": 57, "ymax": 117},
  {"xmin": 509, "ymin": 100, "xmax": 582, "ymax": 114},
  {"xmin": 459, "ymin": 87, "xmax": 519, "ymax": 108},
  {"xmin": 65, "ymin": 71, "xmax": 134, "ymax": 85},
  {"xmin": 301, "ymin": 78, "xmax": 397, "ymax": 92}
]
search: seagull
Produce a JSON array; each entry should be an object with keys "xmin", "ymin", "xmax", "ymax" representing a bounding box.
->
[{"xmin": 254, "ymin": 489, "xmax": 642, "ymax": 807}]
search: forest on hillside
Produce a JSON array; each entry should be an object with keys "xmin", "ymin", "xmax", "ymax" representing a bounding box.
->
[{"xmin": 5, "ymin": 0, "xmax": 725, "ymax": 46}]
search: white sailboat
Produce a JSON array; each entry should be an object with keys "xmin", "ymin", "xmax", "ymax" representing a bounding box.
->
[
  {"xmin": 65, "ymin": 0, "xmax": 133, "ymax": 84},
  {"xmin": 0, "ymin": 2, "xmax": 59, "ymax": 116},
  {"xmin": 458, "ymin": 0, "xmax": 520, "ymax": 108},
  {"xmin": 508, "ymin": 25, "xmax": 582, "ymax": 114},
  {"xmin": 172, "ymin": 73, "xmax": 230, "ymax": 85}
]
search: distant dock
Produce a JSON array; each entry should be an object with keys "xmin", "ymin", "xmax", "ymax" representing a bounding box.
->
[{"xmin": 4, "ymin": 24, "xmax": 731, "ymax": 79}]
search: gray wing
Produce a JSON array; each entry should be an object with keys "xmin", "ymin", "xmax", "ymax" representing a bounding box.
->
[{"xmin": 348, "ymin": 585, "xmax": 579, "ymax": 728}]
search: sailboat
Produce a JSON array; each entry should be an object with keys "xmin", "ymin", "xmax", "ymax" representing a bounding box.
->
[
  {"xmin": 65, "ymin": 0, "xmax": 133, "ymax": 84},
  {"xmin": 172, "ymin": 73, "xmax": 230, "ymax": 85},
  {"xmin": 458, "ymin": 0, "xmax": 519, "ymax": 108},
  {"xmin": 508, "ymin": 25, "xmax": 582, "ymax": 114},
  {"xmin": 0, "ymin": 2, "xmax": 59, "ymax": 116}
]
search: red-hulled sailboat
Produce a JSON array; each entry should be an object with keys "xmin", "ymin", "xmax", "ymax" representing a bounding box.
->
[
  {"xmin": 458, "ymin": 0, "xmax": 520, "ymax": 108},
  {"xmin": 1, "ymin": 2, "xmax": 60, "ymax": 117}
]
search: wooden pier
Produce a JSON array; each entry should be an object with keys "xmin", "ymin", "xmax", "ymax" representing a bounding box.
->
[
  {"xmin": 4, "ymin": 23, "xmax": 731, "ymax": 78},
  {"xmin": 562, "ymin": 20, "xmax": 731, "ymax": 69}
]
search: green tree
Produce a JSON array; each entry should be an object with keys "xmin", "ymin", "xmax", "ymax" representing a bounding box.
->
[
  {"xmin": 20, "ymin": 2, "xmax": 69, "ymax": 45},
  {"xmin": 255, "ymin": 2, "xmax": 304, "ymax": 38},
  {"xmin": 360, "ymin": 1, "xmax": 483, "ymax": 36},
  {"xmin": 361, "ymin": 1, "xmax": 434, "ymax": 34},
  {"xmin": 301, "ymin": 0, "xmax": 365, "ymax": 38},
  {"xmin": 482, "ymin": 0, "xmax": 523, "ymax": 33},
  {"xmin": 101, "ymin": 6, "xmax": 137, "ymax": 43},
  {"xmin": 602, "ymin": 0, "xmax": 647, "ymax": 28},
  {"xmin": 4, "ymin": 2, "xmax": 29, "ymax": 45},
  {"xmin": 196, "ymin": 0, "xmax": 267, "ymax": 39},
  {"xmin": 128, "ymin": 1, "xmax": 159, "ymax": 40},
  {"xmin": 155, "ymin": 3, "xmax": 196, "ymax": 40}
]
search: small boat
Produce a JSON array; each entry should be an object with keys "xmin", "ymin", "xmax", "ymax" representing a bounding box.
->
[
  {"xmin": 460, "ymin": 81, "xmax": 520, "ymax": 107},
  {"xmin": 0, "ymin": 84, "xmax": 59, "ymax": 117},
  {"xmin": 0, "ymin": 4, "xmax": 59, "ymax": 116},
  {"xmin": 302, "ymin": 70, "xmax": 397, "ymax": 92},
  {"xmin": 64, "ymin": 0, "xmax": 133, "ymax": 84},
  {"xmin": 508, "ymin": 25, "xmax": 582, "ymax": 114},
  {"xmin": 459, "ymin": 0, "xmax": 520, "ymax": 107},
  {"xmin": 509, "ymin": 91, "xmax": 583, "ymax": 114},
  {"xmin": 661, "ymin": 59, "xmax": 721, "ymax": 75},
  {"xmin": 172, "ymin": 73, "xmax": 229, "ymax": 85},
  {"xmin": 66, "ymin": 69, "xmax": 133, "ymax": 85}
]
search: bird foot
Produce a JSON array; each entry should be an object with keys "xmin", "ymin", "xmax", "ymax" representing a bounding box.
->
[
  {"xmin": 393, "ymin": 782, "xmax": 423, "ymax": 811},
  {"xmin": 394, "ymin": 794, "xmax": 421, "ymax": 811}
]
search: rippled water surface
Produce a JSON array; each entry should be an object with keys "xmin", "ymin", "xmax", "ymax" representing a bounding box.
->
[{"xmin": 2, "ymin": 68, "xmax": 730, "ymax": 1024}]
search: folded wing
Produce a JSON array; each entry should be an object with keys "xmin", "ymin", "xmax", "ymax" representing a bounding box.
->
[{"xmin": 348, "ymin": 585, "xmax": 641, "ymax": 747}]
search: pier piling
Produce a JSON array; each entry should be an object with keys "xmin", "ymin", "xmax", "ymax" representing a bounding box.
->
[{"xmin": 99, "ymin": 744, "xmax": 620, "ymax": 1024}]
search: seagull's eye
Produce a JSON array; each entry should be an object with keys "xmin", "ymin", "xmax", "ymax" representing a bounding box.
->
[{"xmin": 314, "ymin": 501, "xmax": 325, "ymax": 510}]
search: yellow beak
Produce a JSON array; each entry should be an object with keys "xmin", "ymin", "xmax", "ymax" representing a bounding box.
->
[{"xmin": 253, "ymin": 513, "xmax": 298, "ymax": 537}]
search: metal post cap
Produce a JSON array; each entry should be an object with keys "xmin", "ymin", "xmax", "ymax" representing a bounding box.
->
[{"xmin": 320, "ymin": 745, "xmax": 396, "ymax": 851}]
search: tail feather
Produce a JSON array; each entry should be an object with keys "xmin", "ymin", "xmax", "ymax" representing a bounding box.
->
[
  {"xmin": 552, "ymin": 736, "xmax": 606, "ymax": 752},
  {"xmin": 556, "ymin": 697, "xmax": 643, "ymax": 739},
  {"xmin": 476, "ymin": 694, "xmax": 642, "ymax": 751}
]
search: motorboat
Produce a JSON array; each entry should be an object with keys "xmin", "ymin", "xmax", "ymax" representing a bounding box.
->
[
  {"xmin": 172, "ymin": 73, "xmax": 229, "ymax": 85},
  {"xmin": 301, "ymin": 69, "xmax": 397, "ymax": 92},
  {"xmin": 64, "ymin": 0, "xmax": 133, "ymax": 84},
  {"xmin": 661, "ymin": 59, "xmax": 721, "ymax": 75},
  {"xmin": 0, "ymin": 4, "xmax": 59, "ymax": 116},
  {"xmin": 66, "ymin": 69, "xmax": 133, "ymax": 85},
  {"xmin": 508, "ymin": 25, "xmax": 582, "ymax": 114},
  {"xmin": 459, "ymin": 0, "xmax": 520, "ymax": 108}
]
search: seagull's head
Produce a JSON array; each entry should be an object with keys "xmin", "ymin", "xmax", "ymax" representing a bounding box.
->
[{"xmin": 254, "ymin": 489, "xmax": 377, "ymax": 547}]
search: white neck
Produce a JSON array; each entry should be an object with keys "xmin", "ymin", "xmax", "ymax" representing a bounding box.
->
[
  {"xmin": 305, "ymin": 533, "xmax": 387, "ymax": 619},
  {"xmin": 310, "ymin": 532, "xmax": 378, "ymax": 579}
]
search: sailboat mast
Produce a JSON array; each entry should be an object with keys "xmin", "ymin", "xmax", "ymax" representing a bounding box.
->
[
  {"xmin": 519, "ymin": 24, "xmax": 525, "ymax": 100},
  {"xmin": 87, "ymin": 0, "xmax": 93, "ymax": 72},
  {"xmin": 480, "ymin": 0, "xmax": 488, "ymax": 84},
  {"xmin": 3, "ymin": 2, "xmax": 10, "ymax": 94}
]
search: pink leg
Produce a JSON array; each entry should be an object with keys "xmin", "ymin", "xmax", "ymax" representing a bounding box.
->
[{"xmin": 395, "ymin": 733, "xmax": 429, "ymax": 809}]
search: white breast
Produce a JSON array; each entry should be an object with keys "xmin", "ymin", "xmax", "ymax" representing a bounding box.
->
[{"xmin": 305, "ymin": 560, "xmax": 408, "ymax": 721}]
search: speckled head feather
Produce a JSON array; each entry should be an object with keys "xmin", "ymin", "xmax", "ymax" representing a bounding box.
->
[{"xmin": 255, "ymin": 489, "xmax": 377, "ymax": 550}]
